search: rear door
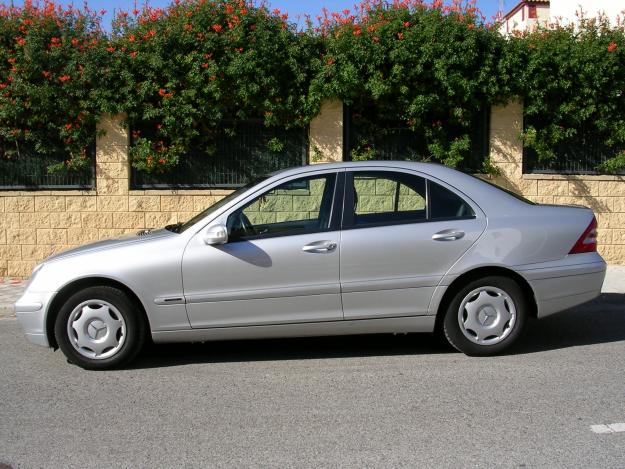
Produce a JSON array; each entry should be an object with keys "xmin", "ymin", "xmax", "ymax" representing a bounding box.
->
[{"xmin": 340, "ymin": 169, "xmax": 486, "ymax": 319}]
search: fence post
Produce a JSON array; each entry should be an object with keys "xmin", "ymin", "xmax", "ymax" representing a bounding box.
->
[{"xmin": 309, "ymin": 99, "xmax": 344, "ymax": 164}]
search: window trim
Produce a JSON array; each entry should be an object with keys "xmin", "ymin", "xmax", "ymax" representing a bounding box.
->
[
  {"xmin": 225, "ymin": 171, "xmax": 344, "ymax": 243},
  {"xmin": 342, "ymin": 169, "xmax": 476, "ymax": 231}
]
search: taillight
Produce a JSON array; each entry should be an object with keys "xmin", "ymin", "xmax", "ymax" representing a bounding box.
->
[{"xmin": 569, "ymin": 216, "xmax": 598, "ymax": 254}]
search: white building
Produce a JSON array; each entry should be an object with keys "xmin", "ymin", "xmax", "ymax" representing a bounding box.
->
[
  {"xmin": 550, "ymin": 0, "xmax": 624, "ymax": 26},
  {"xmin": 499, "ymin": 0, "xmax": 625, "ymax": 34},
  {"xmin": 499, "ymin": 0, "xmax": 550, "ymax": 35}
]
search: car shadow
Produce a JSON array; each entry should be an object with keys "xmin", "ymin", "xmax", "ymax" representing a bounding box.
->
[{"xmin": 128, "ymin": 293, "xmax": 625, "ymax": 369}]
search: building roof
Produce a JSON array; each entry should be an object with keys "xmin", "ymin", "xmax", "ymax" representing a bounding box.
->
[{"xmin": 502, "ymin": 0, "xmax": 550, "ymax": 21}]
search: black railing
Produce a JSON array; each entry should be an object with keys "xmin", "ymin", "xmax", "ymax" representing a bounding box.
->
[
  {"xmin": 343, "ymin": 106, "xmax": 490, "ymax": 173},
  {"xmin": 523, "ymin": 131, "xmax": 625, "ymax": 175},
  {"xmin": 0, "ymin": 143, "xmax": 95, "ymax": 190},
  {"xmin": 130, "ymin": 120, "xmax": 308, "ymax": 189}
]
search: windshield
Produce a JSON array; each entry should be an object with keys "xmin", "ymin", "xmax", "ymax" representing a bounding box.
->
[{"xmin": 170, "ymin": 177, "xmax": 268, "ymax": 233}]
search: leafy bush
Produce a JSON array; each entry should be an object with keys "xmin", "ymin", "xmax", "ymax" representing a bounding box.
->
[
  {"xmin": 508, "ymin": 14, "xmax": 625, "ymax": 173},
  {"xmin": 107, "ymin": 0, "xmax": 321, "ymax": 172},
  {"xmin": 0, "ymin": 1, "xmax": 106, "ymax": 172},
  {"xmin": 314, "ymin": 0, "xmax": 507, "ymax": 168},
  {"xmin": 1, "ymin": 0, "xmax": 624, "ymax": 177}
]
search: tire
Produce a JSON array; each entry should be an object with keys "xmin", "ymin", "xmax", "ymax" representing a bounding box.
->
[
  {"xmin": 54, "ymin": 286, "xmax": 146, "ymax": 370},
  {"xmin": 442, "ymin": 276, "xmax": 527, "ymax": 356}
]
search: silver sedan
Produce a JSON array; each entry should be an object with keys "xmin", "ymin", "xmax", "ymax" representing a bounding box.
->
[{"xmin": 16, "ymin": 162, "xmax": 606, "ymax": 369}]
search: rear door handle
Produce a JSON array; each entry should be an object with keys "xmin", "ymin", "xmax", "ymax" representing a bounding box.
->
[
  {"xmin": 302, "ymin": 240, "xmax": 337, "ymax": 253},
  {"xmin": 432, "ymin": 229, "xmax": 465, "ymax": 241}
]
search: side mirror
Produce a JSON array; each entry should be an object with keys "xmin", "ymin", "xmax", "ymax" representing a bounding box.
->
[{"xmin": 203, "ymin": 224, "xmax": 228, "ymax": 245}]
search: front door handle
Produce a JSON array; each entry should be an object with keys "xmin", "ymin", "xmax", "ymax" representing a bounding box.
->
[
  {"xmin": 302, "ymin": 240, "xmax": 337, "ymax": 253},
  {"xmin": 432, "ymin": 229, "xmax": 465, "ymax": 241}
]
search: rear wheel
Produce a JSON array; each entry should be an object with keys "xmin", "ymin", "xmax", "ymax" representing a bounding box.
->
[
  {"xmin": 443, "ymin": 276, "xmax": 527, "ymax": 356},
  {"xmin": 54, "ymin": 286, "xmax": 146, "ymax": 370}
]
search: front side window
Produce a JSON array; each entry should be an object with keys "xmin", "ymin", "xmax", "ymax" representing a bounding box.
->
[{"xmin": 227, "ymin": 174, "xmax": 336, "ymax": 240}]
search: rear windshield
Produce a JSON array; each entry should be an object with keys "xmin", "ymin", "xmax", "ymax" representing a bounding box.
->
[{"xmin": 469, "ymin": 175, "xmax": 536, "ymax": 205}]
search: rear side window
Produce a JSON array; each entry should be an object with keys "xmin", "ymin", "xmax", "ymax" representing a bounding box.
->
[
  {"xmin": 429, "ymin": 181, "xmax": 475, "ymax": 220},
  {"xmin": 351, "ymin": 172, "xmax": 427, "ymax": 227}
]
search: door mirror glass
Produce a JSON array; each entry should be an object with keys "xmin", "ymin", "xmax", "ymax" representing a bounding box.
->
[{"xmin": 203, "ymin": 224, "xmax": 228, "ymax": 245}]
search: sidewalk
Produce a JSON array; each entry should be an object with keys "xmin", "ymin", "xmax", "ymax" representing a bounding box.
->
[{"xmin": 1, "ymin": 267, "xmax": 623, "ymax": 318}]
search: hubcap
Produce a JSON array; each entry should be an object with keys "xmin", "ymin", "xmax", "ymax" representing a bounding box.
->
[
  {"xmin": 457, "ymin": 286, "xmax": 516, "ymax": 346},
  {"xmin": 67, "ymin": 300, "xmax": 126, "ymax": 360}
]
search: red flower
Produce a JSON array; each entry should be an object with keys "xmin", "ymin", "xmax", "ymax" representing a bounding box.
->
[
  {"xmin": 158, "ymin": 88, "xmax": 173, "ymax": 98},
  {"xmin": 106, "ymin": 46, "xmax": 115, "ymax": 53},
  {"xmin": 16, "ymin": 37, "xmax": 26, "ymax": 46},
  {"xmin": 42, "ymin": 70, "xmax": 51, "ymax": 78},
  {"xmin": 0, "ymin": 83, "xmax": 7, "ymax": 90},
  {"xmin": 397, "ymin": 32, "xmax": 404, "ymax": 40},
  {"xmin": 209, "ymin": 75, "xmax": 217, "ymax": 81},
  {"xmin": 212, "ymin": 24, "xmax": 222, "ymax": 32},
  {"xmin": 372, "ymin": 36, "xmax": 380, "ymax": 42},
  {"xmin": 7, "ymin": 57, "xmax": 16, "ymax": 64},
  {"xmin": 71, "ymin": 38, "xmax": 79, "ymax": 46},
  {"xmin": 65, "ymin": 123, "xmax": 73, "ymax": 130},
  {"xmin": 201, "ymin": 63, "xmax": 209, "ymax": 68},
  {"xmin": 184, "ymin": 23, "xmax": 193, "ymax": 31},
  {"xmin": 608, "ymin": 42, "xmax": 618, "ymax": 53},
  {"xmin": 58, "ymin": 75, "xmax": 71, "ymax": 82},
  {"xmin": 403, "ymin": 21, "xmax": 410, "ymax": 28},
  {"xmin": 128, "ymin": 34, "xmax": 136, "ymax": 42},
  {"xmin": 158, "ymin": 158, "xmax": 166, "ymax": 165},
  {"xmin": 130, "ymin": 51, "xmax": 138, "ymax": 59}
]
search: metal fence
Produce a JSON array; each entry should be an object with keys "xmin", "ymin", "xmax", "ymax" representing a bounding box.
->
[
  {"xmin": 523, "ymin": 130, "xmax": 625, "ymax": 175},
  {"xmin": 0, "ymin": 144, "xmax": 95, "ymax": 190},
  {"xmin": 130, "ymin": 120, "xmax": 308, "ymax": 189},
  {"xmin": 343, "ymin": 105, "xmax": 490, "ymax": 173}
]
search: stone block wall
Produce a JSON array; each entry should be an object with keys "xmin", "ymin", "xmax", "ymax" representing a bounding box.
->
[
  {"xmin": 489, "ymin": 101, "xmax": 625, "ymax": 264},
  {"xmin": 0, "ymin": 115, "xmax": 231, "ymax": 278},
  {"xmin": 2, "ymin": 102, "xmax": 625, "ymax": 278}
]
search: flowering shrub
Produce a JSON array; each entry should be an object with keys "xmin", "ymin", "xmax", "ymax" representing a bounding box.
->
[
  {"xmin": 0, "ymin": 1, "xmax": 106, "ymax": 173},
  {"xmin": 107, "ymin": 0, "xmax": 320, "ymax": 172},
  {"xmin": 313, "ymin": 0, "xmax": 507, "ymax": 169},
  {"xmin": 507, "ymin": 15, "xmax": 625, "ymax": 173},
  {"xmin": 1, "ymin": 0, "xmax": 624, "ymax": 177}
]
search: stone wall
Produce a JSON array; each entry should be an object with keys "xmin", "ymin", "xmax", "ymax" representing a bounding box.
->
[
  {"xmin": 489, "ymin": 101, "xmax": 625, "ymax": 264},
  {"xmin": 1, "ymin": 102, "xmax": 624, "ymax": 278},
  {"xmin": 0, "ymin": 115, "xmax": 231, "ymax": 278}
]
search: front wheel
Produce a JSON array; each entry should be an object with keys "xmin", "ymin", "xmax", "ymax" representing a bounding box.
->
[
  {"xmin": 442, "ymin": 276, "xmax": 527, "ymax": 356},
  {"xmin": 54, "ymin": 286, "xmax": 146, "ymax": 370}
]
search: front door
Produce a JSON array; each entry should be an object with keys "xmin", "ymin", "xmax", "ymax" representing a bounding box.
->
[
  {"xmin": 182, "ymin": 171, "xmax": 344, "ymax": 328},
  {"xmin": 340, "ymin": 169, "xmax": 487, "ymax": 319}
]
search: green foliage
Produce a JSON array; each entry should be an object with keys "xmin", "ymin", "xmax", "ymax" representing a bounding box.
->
[
  {"xmin": 0, "ymin": 2, "xmax": 106, "ymax": 171},
  {"xmin": 1, "ymin": 0, "xmax": 625, "ymax": 177},
  {"xmin": 509, "ymin": 15, "xmax": 625, "ymax": 171},
  {"xmin": 315, "ymin": 1, "xmax": 506, "ymax": 168}
]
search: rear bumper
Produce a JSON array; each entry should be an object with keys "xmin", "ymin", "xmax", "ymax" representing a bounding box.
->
[
  {"xmin": 15, "ymin": 290, "xmax": 56, "ymax": 348},
  {"xmin": 518, "ymin": 254, "xmax": 606, "ymax": 318}
]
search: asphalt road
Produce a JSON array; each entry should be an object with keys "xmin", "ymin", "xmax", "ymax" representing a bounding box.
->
[{"xmin": 1, "ymin": 294, "xmax": 625, "ymax": 469}]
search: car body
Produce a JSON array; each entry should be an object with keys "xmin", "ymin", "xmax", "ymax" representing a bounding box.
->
[{"xmin": 15, "ymin": 161, "xmax": 606, "ymax": 368}]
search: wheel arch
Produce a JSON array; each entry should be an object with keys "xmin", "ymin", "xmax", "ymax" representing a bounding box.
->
[
  {"xmin": 45, "ymin": 277, "xmax": 150, "ymax": 349},
  {"xmin": 434, "ymin": 266, "xmax": 538, "ymax": 332}
]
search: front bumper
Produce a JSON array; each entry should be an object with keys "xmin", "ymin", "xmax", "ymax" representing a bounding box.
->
[{"xmin": 15, "ymin": 290, "xmax": 57, "ymax": 347}]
